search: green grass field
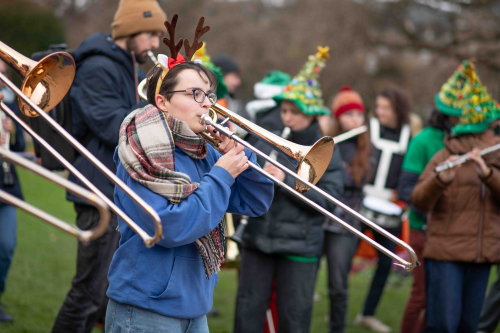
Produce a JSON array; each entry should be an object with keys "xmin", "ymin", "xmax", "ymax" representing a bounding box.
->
[{"xmin": 1, "ymin": 168, "xmax": 499, "ymax": 332}]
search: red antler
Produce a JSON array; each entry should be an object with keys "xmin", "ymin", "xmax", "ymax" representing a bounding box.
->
[
  {"xmin": 163, "ymin": 14, "xmax": 183, "ymax": 60},
  {"xmin": 184, "ymin": 17, "xmax": 210, "ymax": 61}
]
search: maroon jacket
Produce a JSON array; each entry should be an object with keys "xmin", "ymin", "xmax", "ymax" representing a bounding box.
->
[{"xmin": 411, "ymin": 135, "xmax": 500, "ymax": 263}]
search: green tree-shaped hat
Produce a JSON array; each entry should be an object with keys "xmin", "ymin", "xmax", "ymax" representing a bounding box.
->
[
  {"xmin": 435, "ymin": 60, "xmax": 478, "ymax": 116},
  {"xmin": 452, "ymin": 80, "xmax": 500, "ymax": 135},
  {"xmin": 273, "ymin": 46, "xmax": 330, "ymax": 116}
]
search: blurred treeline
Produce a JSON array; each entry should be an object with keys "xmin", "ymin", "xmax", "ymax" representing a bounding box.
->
[{"xmin": 3, "ymin": 0, "xmax": 500, "ymax": 119}]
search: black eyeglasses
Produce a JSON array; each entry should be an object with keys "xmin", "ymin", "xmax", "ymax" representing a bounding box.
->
[{"xmin": 166, "ymin": 89, "xmax": 217, "ymax": 105}]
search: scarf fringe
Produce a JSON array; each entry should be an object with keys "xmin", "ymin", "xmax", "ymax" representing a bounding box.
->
[{"xmin": 194, "ymin": 218, "xmax": 227, "ymax": 279}]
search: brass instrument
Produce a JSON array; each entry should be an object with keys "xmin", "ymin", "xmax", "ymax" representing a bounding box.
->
[
  {"xmin": 0, "ymin": 147, "xmax": 109, "ymax": 244},
  {"xmin": 200, "ymin": 104, "xmax": 419, "ymax": 271},
  {"xmin": 0, "ymin": 41, "xmax": 163, "ymax": 247}
]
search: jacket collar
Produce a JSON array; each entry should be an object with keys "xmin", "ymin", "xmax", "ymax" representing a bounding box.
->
[{"xmin": 289, "ymin": 119, "xmax": 321, "ymax": 146}]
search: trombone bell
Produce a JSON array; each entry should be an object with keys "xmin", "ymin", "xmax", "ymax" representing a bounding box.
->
[
  {"xmin": 208, "ymin": 103, "xmax": 334, "ymax": 192},
  {"xmin": 0, "ymin": 41, "xmax": 75, "ymax": 117}
]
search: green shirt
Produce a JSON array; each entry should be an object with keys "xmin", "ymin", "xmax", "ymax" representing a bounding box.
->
[{"xmin": 402, "ymin": 127, "xmax": 445, "ymax": 230}]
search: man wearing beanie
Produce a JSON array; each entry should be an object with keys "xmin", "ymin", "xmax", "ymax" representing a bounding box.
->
[{"xmin": 52, "ymin": 1, "xmax": 166, "ymax": 332}]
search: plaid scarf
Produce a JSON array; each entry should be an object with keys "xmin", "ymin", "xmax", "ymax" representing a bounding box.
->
[{"xmin": 118, "ymin": 104, "xmax": 226, "ymax": 278}]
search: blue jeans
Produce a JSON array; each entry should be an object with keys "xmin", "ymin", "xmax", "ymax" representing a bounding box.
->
[
  {"xmin": 105, "ymin": 298, "xmax": 209, "ymax": 333},
  {"xmin": 0, "ymin": 205, "xmax": 17, "ymax": 296},
  {"xmin": 424, "ymin": 260, "xmax": 491, "ymax": 333}
]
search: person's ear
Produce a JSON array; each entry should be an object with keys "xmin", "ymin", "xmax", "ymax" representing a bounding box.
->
[{"xmin": 156, "ymin": 94, "xmax": 168, "ymax": 112}]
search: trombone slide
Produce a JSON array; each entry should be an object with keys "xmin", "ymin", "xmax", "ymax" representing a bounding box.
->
[
  {"xmin": 0, "ymin": 147, "xmax": 109, "ymax": 244},
  {"xmin": 0, "ymin": 73, "xmax": 163, "ymax": 248}
]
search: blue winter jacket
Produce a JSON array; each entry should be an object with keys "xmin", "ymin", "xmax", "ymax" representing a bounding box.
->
[
  {"xmin": 107, "ymin": 145, "xmax": 274, "ymax": 319},
  {"xmin": 67, "ymin": 33, "xmax": 146, "ymax": 203}
]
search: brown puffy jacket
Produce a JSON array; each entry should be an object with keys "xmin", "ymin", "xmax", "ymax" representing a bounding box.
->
[{"xmin": 411, "ymin": 135, "xmax": 500, "ymax": 263}]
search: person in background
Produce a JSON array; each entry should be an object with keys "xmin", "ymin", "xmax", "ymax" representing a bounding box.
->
[
  {"xmin": 0, "ymin": 61, "xmax": 26, "ymax": 324},
  {"xmin": 234, "ymin": 46, "xmax": 344, "ymax": 333},
  {"xmin": 323, "ymin": 86, "xmax": 373, "ymax": 333},
  {"xmin": 212, "ymin": 53, "xmax": 249, "ymax": 119},
  {"xmin": 398, "ymin": 60, "xmax": 471, "ymax": 333},
  {"xmin": 245, "ymin": 70, "xmax": 291, "ymax": 123},
  {"xmin": 354, "ymin": 85, "xmax": 411, "ymax": 333},
  {"xmin": 412, "ymin": 77, "xmax": 500, "ymax": 333},
  {"xmin": 52, "ymin": 1, "xmax": 165, "ymax": 332}
]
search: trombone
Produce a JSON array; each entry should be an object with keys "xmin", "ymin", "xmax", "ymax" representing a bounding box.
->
[
  {"xmin": 0, "ymin": 147, "xmax": 109, "ymax": 244},
  {"xmin": 200, "ymin": 104, "xmax": 420, "ymax": 271},
  {"xmin": 0, "ymin": 41, "xmax": 163, "ymax": 247},
  {"xmin": 137, "ymin": 69, "xmax": 419, "ymax": 270}
]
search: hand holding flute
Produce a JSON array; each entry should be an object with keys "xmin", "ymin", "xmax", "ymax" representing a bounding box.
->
[{"xmin": 437, "ymin": 148, "xmax": 491, "ymax": 183}]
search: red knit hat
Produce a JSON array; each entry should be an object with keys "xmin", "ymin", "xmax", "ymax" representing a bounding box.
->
[{"xmin": 331, "ymin": 86, "xmax": 365, "ymax": 118}]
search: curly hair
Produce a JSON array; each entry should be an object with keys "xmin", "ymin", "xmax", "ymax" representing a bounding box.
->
[{"xmin": 378, "ymin": 85, "xmax": 411, "ymax": 128}]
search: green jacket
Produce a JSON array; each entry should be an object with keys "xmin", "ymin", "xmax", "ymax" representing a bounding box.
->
[{"xmin": 400, "ymin": 127, "xmax": 445, "ymax": 230}]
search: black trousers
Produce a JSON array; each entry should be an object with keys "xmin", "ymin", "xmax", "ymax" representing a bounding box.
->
[
  {"xmin": 478, "ymin": 266, "xmax": 500, "ymax": 333},
  {"xmin": 324, "ymin": 232, "xmax": 359, "ymax": 333},
  {"xmin": 362, "ymin": 226, "xmax": 400, "ymax": 316},
  {"xmin": 52, "ymin": 203, "xmax": 119, "ymax": 333},
  {"xmin": 234, "ymin": 248, "xmax": 318, "ymax": 333}
]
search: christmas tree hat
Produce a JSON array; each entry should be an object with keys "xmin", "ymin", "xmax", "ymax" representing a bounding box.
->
[
  {"xmin": 452, "ymin": 80, "xmax": 500, "ymax": 135},
  {"xmin": 273, "ymin": 46, "xmax": 330, "ymax": 116},
  {"xmin": 435, "ymin": 60, "xmax": 478, "ymax": 117},
  {"xmin": 191, "ymin": 42, "xmax": 229, "ymax": 99}
]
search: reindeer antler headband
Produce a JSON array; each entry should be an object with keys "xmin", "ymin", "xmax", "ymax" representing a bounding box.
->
[{"xmin": 155, "ymin": 14, "xmax": 210, "ymax": 97}]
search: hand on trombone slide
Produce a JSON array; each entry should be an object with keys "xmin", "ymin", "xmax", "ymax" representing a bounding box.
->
[{"xmin": 210, "ymin": 125, "xmax": 249, "ymax": 179}]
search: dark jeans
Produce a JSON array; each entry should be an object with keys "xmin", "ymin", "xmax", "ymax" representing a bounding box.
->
[
  {"xmin": 52, "ymin": 203, "xmax": 119, "ymax": 333},
  {"xmin": 235, "ymin": 248, "xmax": 318, "ymax": 333},
  {"xmin": 0, "ymin": 205, "xmax": 16, "ymax": 297},
  {"xmin": 478, "ymin": 266, "xmax": 500, "ymax": 333},
  {"xmin": 423, "ymin": 259, "xmax": 491, "ymax": 333},
  {"xmin": 362, "ymin": 226, "xmax": 400, "ymax": 316},
  {"xmin": 401, "ymin": 230, "xmax": 426, "ymax": 333},
  {"xmin": 324, "ymin": 231, "xmax": 359, "ymax": 333}
]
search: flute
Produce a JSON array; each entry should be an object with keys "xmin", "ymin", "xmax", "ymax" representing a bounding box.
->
[{"xmin": 435, "ymin": 143, "xmax": 500, "ymax": 172}]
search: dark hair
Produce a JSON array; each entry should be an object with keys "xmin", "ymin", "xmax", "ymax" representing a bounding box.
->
[
  {"xmin": 427, "ymin": 109, "xmax": 454, "ymax": 134},
  {"xmin": 146, "ymin": 62, "xmax": 218, "ymax": 105},
  {"xmin": 378, "ymin": 86, "xmax": 411, "ymax": 128},
  {"xmin": 331, "ymin": 118, "xmax": 372, "ymax": 187}
]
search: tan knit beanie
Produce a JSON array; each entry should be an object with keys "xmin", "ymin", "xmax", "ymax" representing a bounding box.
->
[{"xmin": 111, "ymin": 0, "xmax": 167, "ymax": 40}]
